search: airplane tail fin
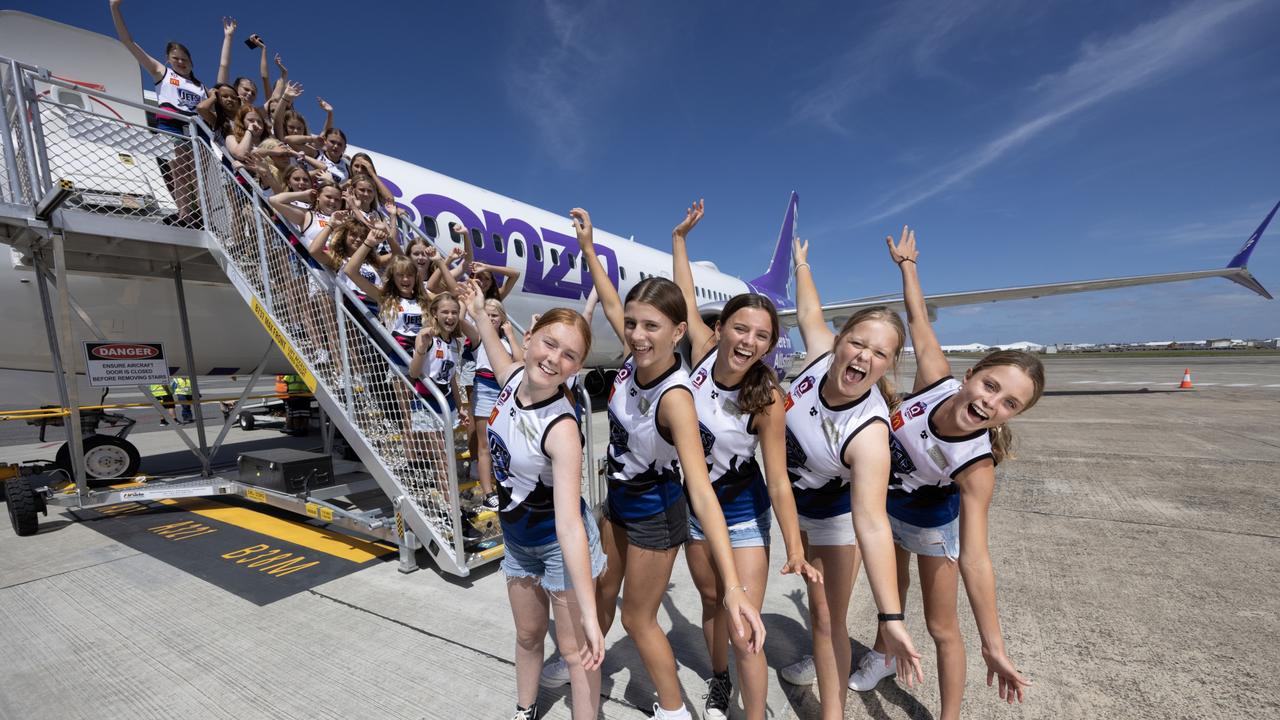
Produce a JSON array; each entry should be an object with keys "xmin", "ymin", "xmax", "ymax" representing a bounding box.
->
[
  {"xmin": 1223, "ymin": 199, "xmax": 1277, "ymax": 299},
  {"xmin": 747, "ymin": 191, "xmax": 799, "ymax": 306}
]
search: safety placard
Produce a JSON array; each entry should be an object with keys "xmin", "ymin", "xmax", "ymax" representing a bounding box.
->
[{"xmin": 83, "ymin": 341, "xmax": 169, "ymax": 387}]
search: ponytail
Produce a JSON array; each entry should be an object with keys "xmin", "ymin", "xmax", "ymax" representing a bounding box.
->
[
  {"xmin": 877, "ymin": 374, "xmax": 901, "ymax": 414},
  {"xmin": 989, "ymin": 423, "xmax": 1014, "ymax": 464},
  {"xmin": 736, "ymin": 359, "xmax": 781, "ymax": 417}
]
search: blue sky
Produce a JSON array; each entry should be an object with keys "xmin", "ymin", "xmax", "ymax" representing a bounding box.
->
[{"xmin": 13, "ymin": 0, "xmax": 1280, "ymax": 344}]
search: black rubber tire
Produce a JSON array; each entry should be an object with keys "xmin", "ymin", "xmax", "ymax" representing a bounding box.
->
[
  {"xmin": 238, "ymin": 411, "xmax": 255, "ymax": 431},
  {"xmin": 4, "ymin": 476, "xmax": 40, "ymax": 536},
  {"xmin": 55, "ymin": 435, "xmax": 142, "ymax": 485}
]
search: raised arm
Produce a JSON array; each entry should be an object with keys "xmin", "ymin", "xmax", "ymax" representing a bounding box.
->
[
  {"xmin": 461, "ymin": 281, "xmax": 518, "ymax": 385},
  {"xmin": 270, "ymin": 53, "xmax": 288, "ymax": 102},
  {"xmin": 661, "ymin": 390, "xmax": 766, "ymax": 653},
  {"xmin": 343, "ymin": 232, "xmax": 384, "ymax": 300},
  {"xmin": 792, "ymin": 238, "xmax": 835, "ymax": 357},
  {"xmin": 381, "ymin": 203, "xmax": 406, "ymax": 257},
  {"xmin": 109, "ymin": 0, "xmax": 165, "ymax": 82},
  {"xmin": 847, "ymin": 425, "xmax": 924, "ymax": 687},
  {"xmin": 266, "ymin": 189, "xmax": 314, "ymax": 227},
  {"xmin": 250, "ymin": 35, "xmax": 270, "ymax": 101},
  {"xmin": 573, "ymin": 208, "xmax": 626, "ymax": 347},
  {"xmin": 670, "ymin": 199, "xmax": 716, "ymax": 357},
  {"xmin": 581, "ymin": 286, "xmax": 599, "ymax": 324},
  {"xmin": 216, "ymin": 17, "xmax": 235, "ymax": 85},
  {"xmin": 273, "ymin": 81, "xmax": 302, "ymax": 140},
  {"xmin": 472, "ymin": 261, "xmax": 523, "ymax": 301},
  {"xmin": 317, "ymin": 97, "xmax": 334, "ymax": 137},
  {"xmin": 888, "ymin": 227, "xmax": 951, "ymax": 390},
  {"xmin": 307, "ymin": 210, "xmax": 347, "ymax": 258},
  {"xmin": 197, "ymin": 94, "xmax": 220, "ymax": 129},
  {"xmin": 956, "ymin": 461, "xmax": 1030, "ymax": 705},
  {"xmin": 502, "ymin": 320, "xmax": 526, "ymax": 363},
  {"xmin": 546, "ymin": 419, "xmax": 605, "ymax": 672}
]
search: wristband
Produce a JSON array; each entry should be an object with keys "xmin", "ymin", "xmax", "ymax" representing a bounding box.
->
[
  {"xmin": 877, "ymin": 612, "xmax": 905, "ymax": 623},
  {"xmin": 794, "ymin": 262, "xmax": 810, "ymax": 274},
  {"xmin": 897, "ymin": 258, "xmax": 916, "ymax": 265}
]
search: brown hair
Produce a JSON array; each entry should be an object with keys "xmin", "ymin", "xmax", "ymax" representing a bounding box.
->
[
  {"xmin": 969, "ymin": 349, "xmax": 1045, "ymax": 464},
  {"xmin": 320, "ymin": 220, "xmax": 367, "ymax": 272},
  {"xmin": 836, "ymin": 306, "xmax": 907, "ymax": 411},
  {"xmin": 716, "ymin": 294, "xmax": 782, "ymax": 417},
  {"xmin": 624, "ymin": 277, "xmax": 687, "ymax": 327},
  {"xmin": 530, "ymin": 308, "xmax": 593, "ymax": 358},
  {"xmin": 379, "ymin": 256, "xmax": 431, "ymax": 327}
]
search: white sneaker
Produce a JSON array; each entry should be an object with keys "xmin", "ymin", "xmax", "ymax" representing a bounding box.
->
[
  {"xmin": 539, "ymin": 656, "xmax": 570, "ymax": 688},
  {"xmin": 780, "ymin": 654, "xmax": 816, "ymax": 685},
  {"xmin": 652, "ymin": 702, "xmax": 692, "ymax": 719},
  {"xmin": 849, "ymin": 649, "xmax": 896, "ymax": 691}
]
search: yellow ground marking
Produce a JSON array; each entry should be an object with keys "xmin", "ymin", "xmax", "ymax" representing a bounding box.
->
[{"xmin": 155, "ymin": 497, "xmax": 394, "ymax": 563}]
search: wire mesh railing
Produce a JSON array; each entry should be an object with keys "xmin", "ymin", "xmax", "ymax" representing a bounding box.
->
[{"xmin": 6, "ymin": 61, "xmax": 604, "ymax": 573}]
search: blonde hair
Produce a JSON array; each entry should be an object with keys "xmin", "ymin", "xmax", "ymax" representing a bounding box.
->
[
  {"xmin": 836, "ymin": 306, "xmax": 907, "ymax": 411},
  {"xmin": 425, "ymin": 292, "xmax": 463, "ymax": 342}
]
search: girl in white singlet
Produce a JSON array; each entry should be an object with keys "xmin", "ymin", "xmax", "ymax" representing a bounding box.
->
[
  {"xmin": 110, "ymin": 0, "xmax": 207, "ymax": 227},
  {"xmin": 571, "ymin": 207, "xmax": 765, "ymax": 720},
  {"xmin": 778, "ymin": 238, "xmax": 924, "ymax": 720},
  {"xmin": 845, "ymin": 229, "xmax": 1041, "ymax": 718},
  {"xmin": 670, "ymin": 200, "xmax": 820, "ymax": 720}
]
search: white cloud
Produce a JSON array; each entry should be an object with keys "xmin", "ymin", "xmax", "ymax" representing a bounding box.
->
[
  {"xmin": 791, "ymin": 0, "xmax": 1012, "ymax": 133},
  {"xmin": 862, "ymin": 0, "xmax": 1263, "ymax": 222}
]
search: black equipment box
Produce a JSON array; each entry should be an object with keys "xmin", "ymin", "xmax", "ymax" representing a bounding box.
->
[{"xmin": 238, "ymin": 449, "xmax": 334, "ymax": 493}]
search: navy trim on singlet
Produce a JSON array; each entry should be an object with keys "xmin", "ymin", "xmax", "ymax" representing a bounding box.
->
[
  {"xmin": 927, "ymin": 398, "xmax": 989, "ymax": 443},
  {"xmin": 795, "ymin": 350, "xmax": 832, "ymax": 378},
  {"xmin": 818, "ymin": 375, "xmax": 872, "ymax": 413},
  {"xmin": 653, "ymin": 385, "xmax": 694, "ymax": 446},
  {"xmin": 539, "ymin": 413, "xmax": 579, "ymax": 458},
  {"xmin": 837, "ymin": 415, "xmax": 890, "ymax": 469},
  {"xmin": 948, "ymin": 452, "xmax": 995, "ymax": 480},
  {"xmin": 901, "ymin": 375, "xmax": 954, "ymax": 401}
]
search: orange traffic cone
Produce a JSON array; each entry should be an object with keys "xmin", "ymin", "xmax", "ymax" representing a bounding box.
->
[{"xmin": 1178, "ymin": 368, "xmax": 1193, "ymax": 389}]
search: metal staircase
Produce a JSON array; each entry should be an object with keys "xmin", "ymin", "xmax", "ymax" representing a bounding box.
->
[{"xmin": 0, "ymin": 58, "xmax": 598, "ymax": 576}]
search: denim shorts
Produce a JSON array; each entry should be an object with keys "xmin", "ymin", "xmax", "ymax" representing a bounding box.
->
[
  {"xmin": 797, "ymin": 511, "xmax": 856, "ymax": 547},
  {"xmin": 689, "ymin": 508, "xmax": 772, "ymax": 549},
  {"xmin": 472, "ymin": 381, "xmax": 500, "ymax": 418},
  {"xmin": 502, "ymin": 513, "xmax": 607, "ymax": 593},
  {"xmin": 889, "ymin": 514, "xmax": 959, "ymax": 560},
  {"xmin": 605, "ymin": 498, "xmax": 690, "ymax": 551}
]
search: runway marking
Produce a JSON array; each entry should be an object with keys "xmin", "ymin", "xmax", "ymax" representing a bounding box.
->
[
  {"xmin": 1266, "ymin": 384, "xmax": 1280, "ymax": 388},
  {"xmin": 156, "ymin": 497, "xmax": 394, "ymax": 563},
  {"xmin": 1224, "ymin": 383, "xmax": 1255, "ymax": 387}
]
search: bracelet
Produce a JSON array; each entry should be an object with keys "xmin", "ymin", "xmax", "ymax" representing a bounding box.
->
[
  {"xmin": 721, "ymin": 585, "xmax": 748, "ymax": 609},
  {"xmin": 794, "ymin": 262, "xmax": 810, "ymax": 274},
  {"xmin": 897, "ymin": 258, "xmax": 916, "ymax": 265},
  {"xmin": 877, "ymin": 612, "xmax": 905, "ymax": 623}
]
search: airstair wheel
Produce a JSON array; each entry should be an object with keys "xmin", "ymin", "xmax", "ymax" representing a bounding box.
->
[
  {"xmin": 4, "ymin": 476, "xmax": 41, "ymax": 536},
  {"xmin": 55, "ymin": 435, "xmax": 142, "ymax": 484}
]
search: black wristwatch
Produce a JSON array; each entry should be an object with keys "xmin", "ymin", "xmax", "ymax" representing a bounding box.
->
[{"xmin": 877, "ymin": 613, "xmax": 905, "ymax": 623}]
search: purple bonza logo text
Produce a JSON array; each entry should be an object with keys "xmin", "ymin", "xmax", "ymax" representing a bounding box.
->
[{"xmin": 383, "ymin": 177, "xmax": 619, "ymax": 301}]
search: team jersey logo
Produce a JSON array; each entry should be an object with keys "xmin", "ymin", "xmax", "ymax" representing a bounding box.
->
[
  {"xmin": 794, "ymin": 375, "xmax": 816, "ymax": 397},
  {"xmin": 888, "ymin": 434, "xmax": 917, "ymax": 476},
  {"xmin": 784, "ymin": 426, "xmax": 808, "ymax": 469},
  {"xmin": 692, "ymin": 368, "xmax": 708, "ymax": 389},
  {"xmin": 905, "ymin": 400, "xmax": 927, "ymax": 419},
  {"xmin": 890, "ymin": 410, "xmax": 904, "ymax": 431},
  {"xmin": 168, "ymin": 77, "xmax": 180, "ymax": 86},
  {"xmin": 435, "ymin": 349, "xmax": 445, "ymax": 358},
  {"xmin": 784, "ymin": 393, "xmax": 795, "ymax": 412},
  {"xmin": 615, "ymin": 363, "xmax": 632, "ymax": 384},
  {"xmin": 487, "ymin": 428, "xmax": 512, "ymax": 485},
  {"xmin": 607, "ymin": 409, "xmax": 629, "ymax": 451},
  {"xmin": 497, "ymin": 386, "xmax": 512, "ymax": 406},
  {"xmin": 698, "ymin": 422, "xmax": 715, "ymax": 458},
  {"xmin": 488, "ymin": 406, "xmax": 499, "ymax": 425}
]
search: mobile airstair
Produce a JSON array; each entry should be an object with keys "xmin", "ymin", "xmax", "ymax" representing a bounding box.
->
[{"xmin": 0, "ymin": 58, "xmax": 601, "ymax": 577}]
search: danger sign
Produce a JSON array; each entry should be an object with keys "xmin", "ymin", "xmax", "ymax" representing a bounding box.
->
[{"xmin": 83, "ymin": 341, "xmax": 169, "ymax": 387}]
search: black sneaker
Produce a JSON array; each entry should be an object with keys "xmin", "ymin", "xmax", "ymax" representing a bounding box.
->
[
  {"xmin": 462, "ymin": 522, "xmax": 483, "ymax": 542},
  {"xmin": 511, "ymin": 703, "xmax": 538, "ymax": 720},
  {"xmin": 483, "ymin": 492, "xmax": 500, "ymax": 511},
  {"xmin": 703, "ymin": 671, "xmax": 732, "ymax": 719}
]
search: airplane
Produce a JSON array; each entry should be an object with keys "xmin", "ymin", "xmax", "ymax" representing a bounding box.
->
[{"xmin": 0, "ymin": 11, "xmax": 1272, "ymax": 463}]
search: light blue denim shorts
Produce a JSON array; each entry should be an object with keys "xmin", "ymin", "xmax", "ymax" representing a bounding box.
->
[
  {"xmin": 472, "ymin": 381, "xmax": 500, "ymax": 418},
  {"xmin": 889, "ymin": 514, "xmax": 960, "ymax": 561},
  {"xmin": 502, "ymin": 513, "xmax": 607, "ymax": 593},
  {"xmin": 689, "ymin": 508, "xmax": 772, "ymax": 549}
]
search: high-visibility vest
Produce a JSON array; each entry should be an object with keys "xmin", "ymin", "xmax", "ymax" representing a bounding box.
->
[
  {"xmin": 171, "ymin": 376, "xmax": 191, "ymax": 395},
  {"xmin": 284, "ymin": 374, "xmax": 308, "ymax": 395},
  {"xmin": 149, "ymin": 384, "xmax": 169, "ymax": 398},
  {"xmin": 275, "ymin": 375, "xmax": 289, "ymax": 396}
]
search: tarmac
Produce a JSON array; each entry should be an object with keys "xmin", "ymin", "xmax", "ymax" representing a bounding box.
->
[{"xmin": 1, "ymin": 354, "xmax": 1277, "ymax": 719}]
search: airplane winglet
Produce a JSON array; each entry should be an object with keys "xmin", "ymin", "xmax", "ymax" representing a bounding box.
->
[
  {"xmin": 1223, "ymin": 198, "xmax": 1277, "ymax": 299},
  {"xmin": 1227, "ymin": 198, "xmax": 1278, "ymax": 269},
  {"xmin": 746, "ymin": 191, "xmax": 799, "ymax": 306}
]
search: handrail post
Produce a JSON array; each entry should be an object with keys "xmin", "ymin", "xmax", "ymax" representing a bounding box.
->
[
  {"xmin": 0, "ymin": 67, "xmax": 22, "ymax": 203},
  {"xmin": 334, "ymin": 286, "xmax": 356, "ymax": 417},
  {"xmin": 9, "ymin": 60, "xmax": 42, "ymax": 201},
  {"xmin": 187, "ymin": 124, "xmax": 212, "ymax": 233}
]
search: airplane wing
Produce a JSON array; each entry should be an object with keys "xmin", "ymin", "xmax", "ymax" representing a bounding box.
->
[{"xmin": 779, "ymin": 199, "xmax": 1276, "ymax": 323}]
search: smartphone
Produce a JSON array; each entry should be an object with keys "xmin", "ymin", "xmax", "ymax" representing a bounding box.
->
[{"xmin": 243, "ymin": 34, "xmax": 261, "ymax": 49}]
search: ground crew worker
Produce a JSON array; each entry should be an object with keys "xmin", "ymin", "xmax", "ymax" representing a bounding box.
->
[
  {"xmin": 282, "ymin": 373, "xmax": 310, "ymax": 436},
  {"xmin": 170, "ymin": 375, "xmax": 193, "ymax": 424},
  {"xmin": 149, "ymin": 382, "xmax": 174, "ymax": 426}
]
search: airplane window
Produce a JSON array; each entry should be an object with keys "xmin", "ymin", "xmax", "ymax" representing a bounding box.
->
[
  {"xmin": 550, "ymin": 248, "xmax": 560, "ymax": 265},
  {"xmin": 566, "ymin": 253, "xmax": 576, "ymax": 269},
  {"xmin": 619, "ymin": 266, "xmax": 627, "ymax": 281},
  {"xmin": 513, "ymin": 238, "xmax": 524, "ymax": 257},
  {"xmin": 493, "ymin": 234, "xmax": 504, "ymax": 253},
  {"xmin": 532, "ymin": 244, "xmax": 542, "ymax": 262},
  {"xmin": 472, "ymin": 228, "xmax": 484, "ymax": 249},
  {"xmin": 423, "ymin": 215, "xmax": 438, "ymax": 238}
]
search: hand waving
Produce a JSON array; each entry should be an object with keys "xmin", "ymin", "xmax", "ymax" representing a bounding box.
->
[
  {"xmin": 886, "ymin": 225, "xmax": 918, "ymax": 265},
  {"xmin": 673, "ymin": 199, "xmax": 705, "ymax": 238},
  {"xmin": 569, "ymin": 208, "xmax": 594, "ymax": 252}
]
